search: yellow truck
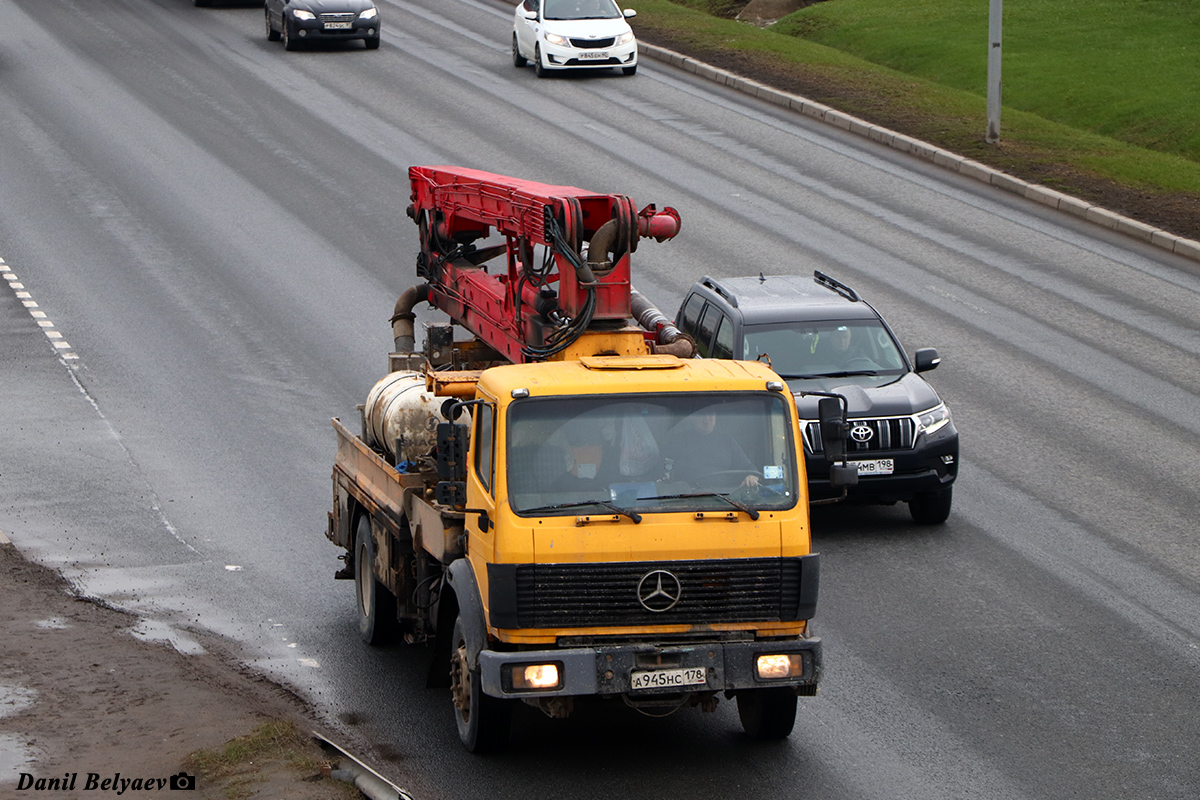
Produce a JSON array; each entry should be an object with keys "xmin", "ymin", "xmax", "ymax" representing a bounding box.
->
[{"xmin": 325, "ymin": 167, "xmax": 849, "ymax": 751}]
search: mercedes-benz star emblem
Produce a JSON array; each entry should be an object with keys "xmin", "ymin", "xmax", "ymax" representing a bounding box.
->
[
  {"xmin": 851, "ymin": 424, "xmax": 874, "ymax": 443},
  {"xmin": 637, "ymin": 570, "xmax": 682, "ymax": 612}
]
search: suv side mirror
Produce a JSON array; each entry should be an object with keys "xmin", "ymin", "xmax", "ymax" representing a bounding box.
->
[{"xmin": 914, "ymin": 348, "xmax": 941, "ymax": 373}]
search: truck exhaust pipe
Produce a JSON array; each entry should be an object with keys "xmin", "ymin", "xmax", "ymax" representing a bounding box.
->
[
  {"xmin": 391, "ymin": 284, "xmax": 433, "ymax": 353},
  {"xmin": 630, "ymin": 291, "xmax": 695, "ymax": 358}
]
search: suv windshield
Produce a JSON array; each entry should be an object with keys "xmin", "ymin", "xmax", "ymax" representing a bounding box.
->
[
  {"xmin": 743, "ymin": 320, "xmax": 907, "ymax": 391},
  {"xmin": 506, "ymin": 392, "xmax": 799, "ymax": 516},
  {"xmin": 543, "ymin": 0, "xmax": 621, "ymax": 20}
]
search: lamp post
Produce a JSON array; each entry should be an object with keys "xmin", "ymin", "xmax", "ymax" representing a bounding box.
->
[{"xmin": 986, "ymin": 0, "xmax": 1003, "ymax": 143}]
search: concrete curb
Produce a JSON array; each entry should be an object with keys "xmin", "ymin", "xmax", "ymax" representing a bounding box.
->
[{"xmin": 640, "ymin": 42, "xmax": 1200, "ymax": 264}]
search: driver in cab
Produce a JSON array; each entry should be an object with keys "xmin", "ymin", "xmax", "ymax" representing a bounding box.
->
[{"xmin": 665, "ymin": 407, "xmax": 759, "ymax": 489}]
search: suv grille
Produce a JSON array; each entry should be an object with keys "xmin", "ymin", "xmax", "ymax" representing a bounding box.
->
[
  {"xmin": 806, "ymin": 417, "xmax": 915, "ymax": 454},
  {"xmin": 508, "ymin": 558, "xmax": 803, "ymax": 628},
  {"xmin": 571, "ymin": 37, "xmax": 615, "ymax": 48}
]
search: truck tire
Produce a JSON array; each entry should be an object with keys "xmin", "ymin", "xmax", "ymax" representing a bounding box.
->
[
  {"xmin": 354, "ymin": 515, "xmax": 398, "ymax": 645},
  {"xmin": 909, "ymin": 485, "xmax": 953, "ymax": 524},
  {"xmin": 450, "ymin": 615, "xmax": 512, "ymax": 752},
  {"xmin": 736, "ymin": 688, "xmax": 798, "ymax": 740}
]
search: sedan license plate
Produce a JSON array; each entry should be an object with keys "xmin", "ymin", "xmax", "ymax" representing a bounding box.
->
[
  {"xmin": 853, "ymin": 458, "xmax": 894, "ymax": 476},
  {"xmin": 631, "ymin": 667, "xmax": 706, "ymax": 691},
  {"xmin": 324, "ymin": 21, "xmax": 353, "ymax": 29},
  {"xmin": 579, "ymin": 51, "xmax": 609, "ymax": 60}
]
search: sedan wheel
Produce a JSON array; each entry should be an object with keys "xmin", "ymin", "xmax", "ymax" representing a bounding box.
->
[
  {"xmin": 266, "ymin": 12, "xmax": 280, "ymax": 42},
  {"xmin": 512, "ymin": 34, "xmax": 527, "ymax": 68},
  {"xmin": 534, "ymin": 44, "xmax": 548, "ymax": 78},
  {"xmin": 282, "ymin": 20, "xmax": 299, "ymax": 51}
]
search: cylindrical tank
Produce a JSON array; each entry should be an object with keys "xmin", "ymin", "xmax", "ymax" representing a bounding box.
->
[{"xmin": 363, "ymin": 372, "xmax": 448, "ymax": 463}]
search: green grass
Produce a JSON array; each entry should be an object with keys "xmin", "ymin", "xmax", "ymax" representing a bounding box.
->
[{"xmin": 628, "ymin": 0, "xmax": 1200, "ymax": 221}]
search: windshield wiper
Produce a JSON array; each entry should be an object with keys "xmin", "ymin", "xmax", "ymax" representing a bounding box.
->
[
  {"xmin": 521, "ymin": 499, "xmax": 642, "ymax": 523},
  {"xmin": 647, "ymin": 493, "xmax": 759, "ymax": 520}
]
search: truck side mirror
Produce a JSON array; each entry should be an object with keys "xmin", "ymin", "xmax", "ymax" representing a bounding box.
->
[
  {"xmin": 818, "ymin": 396, "xmax": 847, "ymax": 463},
  {"xmin": 913, "ymin": 347, "xmax": 941, "ymax": 373}
]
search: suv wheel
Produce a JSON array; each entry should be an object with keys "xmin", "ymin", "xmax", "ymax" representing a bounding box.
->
[{"xmin": 909, "ymin": 486, "xmax": 952, "ymax": 524}]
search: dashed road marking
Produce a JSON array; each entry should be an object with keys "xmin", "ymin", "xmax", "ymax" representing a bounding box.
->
[{"xmin": 2, "ymin": 257, "xmax": 79, "ymax": 362}]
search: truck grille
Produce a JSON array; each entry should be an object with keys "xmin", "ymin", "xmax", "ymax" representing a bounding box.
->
[
  {"xmin": 806, "ymin": 417, "xmax": 915, "ymax": 454},
  {"xmin": 503, "ymin": 558, "xmax": 805, "ymax": 628},
  {"xmin": 571, "ymin": 37, "xmax": 615, "ymax": 48}
]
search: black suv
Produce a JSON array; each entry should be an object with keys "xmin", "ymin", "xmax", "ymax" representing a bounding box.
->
[{"xmin": 675, "ymin": 272, "xmax": 958, "ymax": 523}]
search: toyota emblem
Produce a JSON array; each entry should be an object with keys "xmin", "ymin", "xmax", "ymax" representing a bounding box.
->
[
  {"xmin": 851, "ymin": 424, "xmax": 874, "ymax": 443},
  {"xmin": 637, "ymin": 570, "xmax": 682, "ymax": 612}
]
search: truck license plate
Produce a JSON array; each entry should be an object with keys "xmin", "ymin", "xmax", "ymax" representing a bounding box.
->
[
  {"xmin": 853, "ymin": 458, "xmax": 894, "ymax": 475},
  {"xmin": 631, "ymin": 667, "xmax": 706, "ymax": 690},
  {"xmin": 579, "ymin": 51, "xmax": 609, "ymax": 60},
  {"xmin": 324, "ymin": 21, "xmax": 352, "ymax": 29}
]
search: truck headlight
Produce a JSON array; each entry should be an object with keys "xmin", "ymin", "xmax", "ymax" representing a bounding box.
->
[
  {"xmin": 508, "ymin": 662, "xmax": 562, "ymax": 691},
  {"xmin": 756, "ymin": 653, "xmax": 804, "ymax": 680},
  {"xmin": 913, "ymin": 403, "xmax": 951, "ymax": 437}
]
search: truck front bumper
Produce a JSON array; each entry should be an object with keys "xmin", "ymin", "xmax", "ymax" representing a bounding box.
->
[{"xmin": 478, "ymin": 637, "xmax": 821, "ymax": 699}]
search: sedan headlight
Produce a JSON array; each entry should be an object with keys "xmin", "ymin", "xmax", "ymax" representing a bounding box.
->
[
  {"xmin": 544, "ymin": 32, "xmax": 571, "ymax": 47},
  {"xmin": 615, "ymin": 31, "xmax": 635, "ymax": 45},
  {"xmin": 359, "ymin": 7, "xmax": 378, "ymax": 19},
  {"xmin": 292, "ymin": 9, "xmax": 316, "ymax": 20},
  {"xmin": 913, "ymin": 403, "xmax": 952, "ymax": 437}
]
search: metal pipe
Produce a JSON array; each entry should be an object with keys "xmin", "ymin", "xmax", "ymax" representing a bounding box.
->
[
  {"xmin": 630, "ymin": 291, "xmax": 695, "ymax": 358},
  {"xmin": 391, "ymin": 284, "xmax": 433, "ymax": 353}
]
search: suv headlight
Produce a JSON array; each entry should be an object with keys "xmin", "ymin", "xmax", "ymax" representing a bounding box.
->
[
  {"xmin": 544, "ymin": 32, "xmax": 570, "ymax": 47},
  {"xmin": 293, "ymin": 9, "xmax": 316, "ymax": 20},
  {"xmin": 359, "ymin": 7, "xmax": 378, "ymax": 19},
  {"xmin": 615, "ymin": 31, "xmax": 635, "ymax": 45},
  {"xmin": 913, "ymin": 403, "xmax": 952, "ymax": 437}
]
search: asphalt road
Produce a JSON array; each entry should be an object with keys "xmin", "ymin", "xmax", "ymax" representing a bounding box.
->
[{"xmin": 2, "ymin": 1, "xmax": 1199, "ymax": 798}]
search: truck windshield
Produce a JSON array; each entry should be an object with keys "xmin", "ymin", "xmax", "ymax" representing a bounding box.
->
[{"xmin": 506, "ymin": 392, "xmax": 799, "ymax": 517}]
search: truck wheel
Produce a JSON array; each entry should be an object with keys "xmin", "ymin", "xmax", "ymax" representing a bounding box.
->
[
  {"xmin": 450, "ymin": 615, "xmax": 512, "ymax": 752},
  {"xmin": 909, "ymin": 485, "xmax": 953, "ymax": 524},
  {"xmin": 737, "ymin": 688, "xmax": 797, "ymax": 740},
  {"xmin": 354, "ymin": 515, "xmax": 398, "ymax": 645}
]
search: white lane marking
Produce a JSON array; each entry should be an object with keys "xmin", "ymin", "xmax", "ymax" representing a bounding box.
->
[{"xmin": 1, "ymin": 257, "xmax": 78, "ymax": 361}]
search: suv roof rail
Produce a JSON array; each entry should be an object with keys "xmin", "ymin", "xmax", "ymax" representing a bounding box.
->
[
  {"xmin": 814, "ymin": 270, "xmax": 859, "ymax": 303},
  {"xmin": 700, "ymin": 275, "xmax": 738, "ymax": 308}
]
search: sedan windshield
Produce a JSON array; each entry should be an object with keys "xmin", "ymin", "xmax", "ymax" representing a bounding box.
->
[
  {"xmin": 506, "ymin": 392, "xmax": 798, "ymax": 516},
  {"xmin": 742, "ymin": 320, "xmax": 907, "ymax": 391},
  {"xmin": 543, "ymin": 0, "xmax": 622, "ymax": 20}
]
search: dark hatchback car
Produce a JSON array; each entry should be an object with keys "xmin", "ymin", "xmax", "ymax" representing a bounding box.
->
[
  {"xmin": 264, "ymin": 0, "xmax": 380, "ymax": 50},
  {"xmin": 676, "ymin": 272, "xmax": 959, "ymax": 523}
]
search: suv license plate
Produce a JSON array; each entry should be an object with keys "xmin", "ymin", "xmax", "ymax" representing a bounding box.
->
[
  {"xmin": 324, "ymin": 21, "xmax": 352, "ymax": 29},
  {"xmin": 631, "ymin": 667, "xmax": 706, "ymax": 690},
  {"xmin": 579, "ymin": 51, "xmax": 609, "ymax": 60},
  {"xmin": 853, "ymin": 458, "xmax": 894, "ymax": 475}
]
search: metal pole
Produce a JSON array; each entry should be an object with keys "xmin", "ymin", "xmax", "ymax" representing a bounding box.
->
[{"xmin": 986, "ymin": 0, "xmax": 1003, "ymax": 143}]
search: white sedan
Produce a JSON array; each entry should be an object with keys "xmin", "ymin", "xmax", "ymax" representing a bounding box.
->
[{"xmin": 513, "ymin": 0, "xmax": 638, "ymax": 77}]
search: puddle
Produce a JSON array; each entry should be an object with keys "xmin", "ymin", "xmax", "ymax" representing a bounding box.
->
[
  {"xmin": 0, "ymin": 733, "xmax": 37, "ymax": 787},
  {"xmin": 128, "ymin": 618, "xmax": 206, "ymax": 655}
]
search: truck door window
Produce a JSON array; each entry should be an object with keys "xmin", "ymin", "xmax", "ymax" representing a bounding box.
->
[{"xmin": 475, "ymin": 403, "xmax": 495, "ymax": 494}]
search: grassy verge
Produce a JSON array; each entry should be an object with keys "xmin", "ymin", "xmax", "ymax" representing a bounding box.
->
[
  {"xmin": 628, "ymin": 0, "xmax": 1200, "ymax": 240},
  {"xmin": 184, "ymin": 720, "xmax": 359, "ymax": 800}
]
